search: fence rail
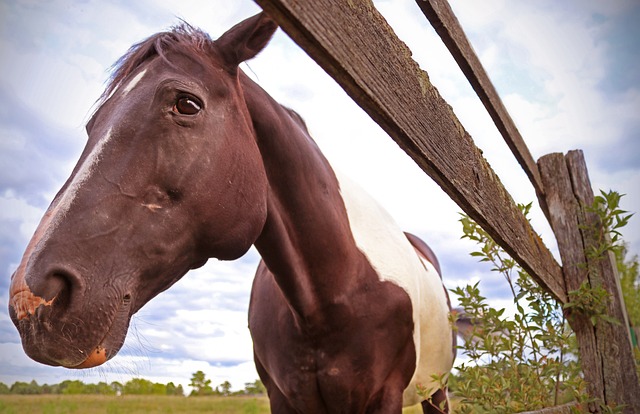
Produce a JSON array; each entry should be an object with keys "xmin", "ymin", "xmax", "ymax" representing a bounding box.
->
[
  {"xmin": 255, "ymin": 0, "xmax": 567, "ymax": 303},
  {"xmin": 255, "ymin": 0, "xmax": 640, "ymax": 411},
  {"xmin": 414, "ymin": 0, "xmax": 549, "ymax": 221}
]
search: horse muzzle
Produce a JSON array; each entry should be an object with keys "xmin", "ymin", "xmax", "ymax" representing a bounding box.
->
[{"xmin": 9, "ymin": 268, "xmax": 132, "ymax": 369}]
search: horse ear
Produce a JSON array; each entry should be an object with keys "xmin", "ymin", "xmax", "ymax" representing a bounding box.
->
[{"xmin": 215, "ymin": 12, "xmax": 278, "ymax": 68}]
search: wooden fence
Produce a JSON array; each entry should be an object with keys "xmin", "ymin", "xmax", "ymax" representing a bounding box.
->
[{"xmin": 254, "ymin": 0, "xmax": 640, "ymax": 412}]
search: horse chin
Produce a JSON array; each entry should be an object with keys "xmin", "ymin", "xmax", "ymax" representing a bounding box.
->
[
  {"xmin": 69, "ymin": 345, "xmax": 109, "ymax": 369},
  {"xmin": 66, "ymin": 299, "xmax": 132, "ymax": 369},
  {"xmin": 65, "ymin": 322, "xmax": 129, "ymax": 369}
]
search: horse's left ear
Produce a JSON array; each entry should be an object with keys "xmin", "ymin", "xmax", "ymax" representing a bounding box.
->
[{"xmin": 215, "ymin": 12, "xmax": 278, "ymax": 68}]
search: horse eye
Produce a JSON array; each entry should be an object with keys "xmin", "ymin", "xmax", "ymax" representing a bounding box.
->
[{"xmin": 174, "ymin": 97, "xmax": 202, "ymax": 115}]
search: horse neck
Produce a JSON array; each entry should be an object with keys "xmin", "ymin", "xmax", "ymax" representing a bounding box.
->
[{"xmin": 240, "ymin": 73, "xmax": 364, "ymax": 325}]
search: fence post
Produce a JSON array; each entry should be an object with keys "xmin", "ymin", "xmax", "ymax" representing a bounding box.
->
[{"xmin": 538, "ymin": 150, "xmax": 639, "ymax": 413}]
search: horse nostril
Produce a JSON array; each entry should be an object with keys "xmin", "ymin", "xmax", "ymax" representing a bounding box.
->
[
  {"xmin": 44, "ymin": 273, "xmax": 68, "ymax": 300},
  {"xmin": 123, "ymin": 293, "xmax": 132, "ymax": 305},
  {"xmin": 47, "ymin": 269, "xmax": 84, "ymax": 311}
]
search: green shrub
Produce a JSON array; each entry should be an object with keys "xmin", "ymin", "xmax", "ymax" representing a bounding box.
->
[
  {"xmin": 451, "ymin": 192, "xmax": 638, "ymax": 412},
  {"xmin": 451, "ymin": 204, "xmax": 584, "ymax": 413}
]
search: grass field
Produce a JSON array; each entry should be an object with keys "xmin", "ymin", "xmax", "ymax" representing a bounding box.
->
[
  {"xmin": 0, "ymin": 395, "xmax": 270, "ymax": 414},
  {"xmin": 0, "ymin": 395, "xmax": 428, "ymax": 413}
]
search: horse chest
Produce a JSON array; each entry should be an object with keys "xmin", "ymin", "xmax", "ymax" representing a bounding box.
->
[{"xmin": 250, "ymin": 269, "xmax": 416, "ymax": 412}]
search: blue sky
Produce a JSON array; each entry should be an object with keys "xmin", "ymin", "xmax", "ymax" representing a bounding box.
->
[{"xmin": 1, "ymin": 0, "xmax": 639, "ymax": 392}]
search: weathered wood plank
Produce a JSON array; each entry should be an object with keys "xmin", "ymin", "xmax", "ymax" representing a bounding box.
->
[
  {"xmin": 538, "ymin": 153, "xmax": 604, "ymax": 413},
  {"xmin": 255, "ymin": 0, "xmax": 567, "ymax": 303},
  {"xmin": 413, "ymin": 0, "xmax": 549, "ymax": 221},
  {"xmin": 540, "ymin": 151, "xmax": 640, "ymax": 413},
  {"xmin": 565, "ymin": 150, "xmax": 640, "ymax": 412}
]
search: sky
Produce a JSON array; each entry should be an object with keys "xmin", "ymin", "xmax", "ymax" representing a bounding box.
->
[{"xmin": 1, "ymin": 0, "xmax": 639, "ymax": 393}]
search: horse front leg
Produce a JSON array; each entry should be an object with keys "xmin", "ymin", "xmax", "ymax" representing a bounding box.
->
[
  {"xmin": 254, "ymin": 353, "xmax": 299, "ymax": 414},
  {"xmin": 421, "ymin": 388, "xmax": 450, "ymax": 414},
  {"xmin": 363, "ymin": 387, "xmax": 405, "ymax": 414},
  {"xmin": 267, "ymin": 388, "xmax": 300, "ymax": 414}
]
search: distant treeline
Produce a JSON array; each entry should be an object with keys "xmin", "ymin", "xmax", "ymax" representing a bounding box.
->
[
  {"xmin": 0, "ymin": 379, "xmax": 184, "ymax": 396},
  {"xmin": 0, "ymin": 376, "xmax": 266, "ymax": 397}
]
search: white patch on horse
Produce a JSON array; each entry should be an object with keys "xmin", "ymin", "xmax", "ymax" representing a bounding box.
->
[
  {"xmin": 336, "ymin": 172, "xmax": 453, "ymax": 407},
  {"xmin": 121, "ymin": 69, "xmax": 147, "ymax": 96}
]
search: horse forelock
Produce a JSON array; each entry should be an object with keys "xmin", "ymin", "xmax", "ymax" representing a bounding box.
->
[{"xmin": 100, "ymin": 23, "xmax": 214, "ymax": 104}]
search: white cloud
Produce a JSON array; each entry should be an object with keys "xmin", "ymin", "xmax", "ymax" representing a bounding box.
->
[
  {"xmin": 1, "ymin": 0, "xmax": 638, "ymax": 393},
  {"xmin": 0, "ymin": 191, "xmax": 44, "ymax": 240}
]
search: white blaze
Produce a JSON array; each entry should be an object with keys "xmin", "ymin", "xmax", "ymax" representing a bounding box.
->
[
  {"xmin": 34, "ymin": 127, "xmax": 115, "ymax": 253},
  {"xmin": 11, "ymin": 126, "xmax": 116, "ymax": 319},
  {"xmin": 121, "ymin": 69, "xmax": 147, "ymax": 96}
]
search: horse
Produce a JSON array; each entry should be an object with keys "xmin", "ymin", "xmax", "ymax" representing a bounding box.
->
[{"xmin": 8, "ymin": 13, "xmax": 456, "ymax": 413}]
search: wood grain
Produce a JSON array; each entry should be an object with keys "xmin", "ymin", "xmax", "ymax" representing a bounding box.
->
[
  {"xmin": 565, "ymin": 151, "xmax": 640, "ymax": 412},
  {"xmin": 538, "ymin": 152, "xmax": 604, "ymax": 412},
  {"xmin": 255, "ymin": 0, "xmax": 567, "ymax": 303},
  {"xmin": 540, "ymin": 151, "xmax": 640, "ymax": 412},
  {"xmin": 413, "ymin": 0, "xmax": 550, "ymax": 221}
]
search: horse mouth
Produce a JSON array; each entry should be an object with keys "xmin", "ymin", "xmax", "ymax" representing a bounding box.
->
[
  {"xmin": 71, "ymin": 346, "xmax": 108, "ymax": 369},
  {"xmin": 12, "ymin": 292, "xmax": 133, "ymax": 369},
  {"xmin": 65, "ymin": 298, "xmax": 132, "ymax": 369}
]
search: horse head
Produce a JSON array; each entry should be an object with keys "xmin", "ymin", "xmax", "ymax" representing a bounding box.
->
[{"xmin": 9, "ymin": 13, "xmax": 277, "ymax": 368}]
